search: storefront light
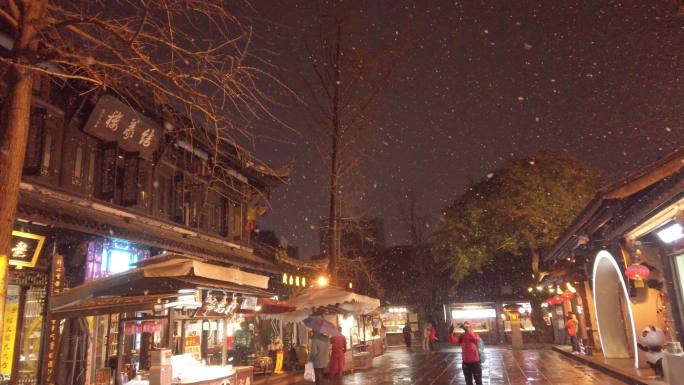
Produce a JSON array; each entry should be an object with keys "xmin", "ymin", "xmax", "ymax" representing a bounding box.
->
[
  {"xmin": 295, "ymin": 276, "xmax": 301, "ymax": 286},
  {"xmin": 283, "ymin": 273, "xmax": 288, "ymax": 284},
  {"xmin": 566, "ymin": 282, "xmax": 577, "ymax": 293},
  {"xmin": 289, "ymin": 275, "xmax": 294, "ymax": 285},
  {"xmin": 657, "ymin": 222, "xmax": 684, "ymax": 243},
  {"xmin": 536, "ymin": 286, "xmax": 543, "ymax": 292},
  {"xmin": 527, "ymin": 287, "xmax": 533, "ymax": 293},
  {"xmin": 302, "ymin": 277, "xmax": 307, "ymax": 287},
  {"xmin": 555, "ymin": 286, "xmax": 563, "ymax": 295}
]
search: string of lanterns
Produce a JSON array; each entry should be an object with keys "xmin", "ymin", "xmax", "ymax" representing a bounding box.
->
[{"xmin": 282, "ymin": 273, "xmax": 307, "ymax": 287}]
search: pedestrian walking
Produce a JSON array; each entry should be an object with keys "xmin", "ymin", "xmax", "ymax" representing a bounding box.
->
[
  {"xmin": 328, "ymin": 327, "xmax": 346, "ymax": 379},
  {"xmin": 308, "ymin": 331, "xmax": 330, "ymax": 385},
  {"xmin": 565, "ymin": 312, "xmax": 579, "ymax": 353},
  {"xmin": 449, "ymin": 321, "xmax": 483, "ymax": 385},
  {"xmin": 423, "ymin": 322, "xmax": 437, "ymax": 353},
  {"xmin": 402, "ymin": 322, "xmax": 412, "ymax": 348}
]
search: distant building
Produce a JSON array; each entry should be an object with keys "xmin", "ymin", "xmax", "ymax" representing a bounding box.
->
[{"xmin": 319, "ymin": 217, "xmax": 386, "ymax": 257}]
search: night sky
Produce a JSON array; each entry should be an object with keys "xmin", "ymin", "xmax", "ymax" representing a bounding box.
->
[{"xmin": 246, "ymin": 1, "xmax": 684, "ymax": 257}]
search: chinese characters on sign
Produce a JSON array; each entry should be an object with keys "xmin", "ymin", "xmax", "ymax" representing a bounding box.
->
[
  {"xmin": 0, "ymin": 300, "xmax": 19, "ymax": 377},
  {"xmin": 9, "ymin": 231, "xmax": 45, "ymax": 268},
  {"xmin": 44, "ymin": 255, "xmax": 64, "ymax": 385},
  {"xmin": 83, "ymin": 95, "xmax": 161, "ymax": 160}
]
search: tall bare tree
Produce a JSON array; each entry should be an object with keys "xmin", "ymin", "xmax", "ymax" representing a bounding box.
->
[
  {"xmin": 299, "ymin": 1, "xmax": 403, "ymax": 281},
  {"xmin": 0, "ymin": 0, "xmax": 286, "ymax": 349}
]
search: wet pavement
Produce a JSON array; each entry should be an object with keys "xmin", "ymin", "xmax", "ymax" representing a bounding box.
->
[{"xmin": 294, "ymin": 345, "xmax": 629, "ymax": 385}]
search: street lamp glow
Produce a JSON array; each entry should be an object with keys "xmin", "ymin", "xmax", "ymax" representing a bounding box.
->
[
  {"xmin": 317, "ymin": 276, "xmax": 329, "ymax": 287},
  {"xmin": 657, "ymin": 223, "xmax": 684, "ymax": 243}
]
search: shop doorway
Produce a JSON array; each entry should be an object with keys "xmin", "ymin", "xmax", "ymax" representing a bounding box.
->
[{"xmin": 592, "ymin": 250, "xmax": 638, "ymax": 368}]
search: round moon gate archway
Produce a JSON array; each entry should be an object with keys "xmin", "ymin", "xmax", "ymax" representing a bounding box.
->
[{"xmin": 592, "ymin": 250, "xmax": 638, "ymax": 368}]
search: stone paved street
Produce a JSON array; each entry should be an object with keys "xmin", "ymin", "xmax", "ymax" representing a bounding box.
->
[{"xmin": 293, "ymin": 345, "xmax": 629, "ymax": 385}]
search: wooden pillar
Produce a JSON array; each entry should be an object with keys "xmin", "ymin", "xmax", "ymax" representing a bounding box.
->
[
  {"xmin": 221, "ymin": 318, "xmax": 228, "ymax": 365},
  {"xmin": 165, "ymin": 310, "xmax": 174, "ymax": 351},
  {"xmin": 115, "ymin": 316, "xmax": 124, "ymax": 385}
]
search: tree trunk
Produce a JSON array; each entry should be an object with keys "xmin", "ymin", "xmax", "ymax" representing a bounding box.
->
[
  {"xmin": 328, "ymin": 21, "xmax": 342, "ymax": 282},
  {"xmin": 0, "ymin": 0, "xmax": 47, "ymax": 366},
  {"xmin": 529, "ymin": 248, "xmax": 552, "ymax": 343}
]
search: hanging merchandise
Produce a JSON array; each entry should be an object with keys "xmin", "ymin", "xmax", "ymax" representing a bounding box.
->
[
  {"xmin": 143, "ymin": 322, "xmax": 155, "ymax": 334},
  {"xmin": 124, "ymin": 323, "xmax": 135, "ymax": 335}
]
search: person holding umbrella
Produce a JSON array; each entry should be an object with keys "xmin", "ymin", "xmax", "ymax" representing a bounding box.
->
[
  {"xmin": 308, "ymin": 330, "xmax": 330, "ymax": 385},
  {"xmin": 304, "ymin": 316, "xmax": 337, "ymax": 384}
]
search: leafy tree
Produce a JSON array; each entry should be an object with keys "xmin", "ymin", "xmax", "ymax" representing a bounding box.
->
[{"xmin": 433, "ymin": 152, "xmax": 600, "ymax": 339}]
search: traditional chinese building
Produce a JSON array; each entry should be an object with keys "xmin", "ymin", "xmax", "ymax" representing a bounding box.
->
[
  {"xmin": 543, "ymin": 148, "xmax": 684, "ymax": 378},
  {"xmin": 0, "ymin": 49, "xmax": 303, "ymax": 383}
]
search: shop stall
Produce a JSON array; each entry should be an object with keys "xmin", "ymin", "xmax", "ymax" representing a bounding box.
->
[
  {"xmin": 448, "ymin": 303, "xmax": 499, "ymax": 344},
  {"xmin": 48, "ymin": 255, "xmax": 274, "ymax": 385},
  {"xmin": 380, "ymin": 307, "xmax": 418, "ymax": 347},
  {"xmin": 278, "ymin": 286, "xmax": 381, "ymax": 369}
]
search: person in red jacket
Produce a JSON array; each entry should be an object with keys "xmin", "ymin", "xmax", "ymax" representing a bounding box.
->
[
  {"xmin": 449, "ymin": 322, "xmax": 483, "ymax": 385},
  {"xmin": 329, "ymin": 327, "xmax": 347, "ymax": 379},
  {"xmin": 565, "ymin": 312, "xmax": 579, "ymax": 353},
  {"xmin": 423, "ymin": 323, "xmax": 438, "ymax": 354}
]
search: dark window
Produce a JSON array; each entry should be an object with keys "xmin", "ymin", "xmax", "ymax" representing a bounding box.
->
[
  {"xmin": 137, "ymin": 161, "xmax": 150, "ymax": 210},
  {"xmin": 24, "ymin": 107, "xmax": 46, "ymax": 174},
  {"xmin": 74, "ymin": 144, "xmax": 83, "ymax": 183},
  {"xmin": 121, "ymin": 153, "xmax": 140, "ymax": 206},
  {"xmin": 99, "ymin": 142, "xmax": 118, "ymax": 200},
  {"xmin": 229, "ymin": 200, "xmax": 243, "ymax": 241},
  {"xmin": 41, "ymin": 131, "xmax": 52, "ymax": 176},
  {"xmin": 172, "ymin": 172, "xmax": 184, "ymax": 223}
]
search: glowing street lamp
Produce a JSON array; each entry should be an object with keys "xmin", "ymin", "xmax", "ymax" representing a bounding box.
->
[{"xmin": 317, "ymin": 276, "xmax": 329, "ymax": 287}]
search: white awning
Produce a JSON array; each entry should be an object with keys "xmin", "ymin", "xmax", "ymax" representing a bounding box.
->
[
  {"xmin": 288, "ymin": 287, "xmax": 380, "ymax": 315},
  {"xmin": 51, "ymin": 257, "xmax": 270, "ymax": 310}
]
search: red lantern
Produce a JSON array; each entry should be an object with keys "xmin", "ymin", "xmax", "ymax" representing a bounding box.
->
[
  {"xmin": 124, "ymin": 323, "xmax": 134, "ymax": 335},
  {"xmin": 135, "ymin": 323, "xmax": 143, "ymax": 334},
  {"xmin": 625, "ymin": 264, "xmax": 650, "ymax": 281},
  {"xmin": 143, "ymin": 321, "xmax": 155, "ymax": 334}
]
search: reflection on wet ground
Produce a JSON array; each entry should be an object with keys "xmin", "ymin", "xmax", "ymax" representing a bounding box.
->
[{"xmin": 294, "ymin": 345, "xmax": 629, "ymax": 384}]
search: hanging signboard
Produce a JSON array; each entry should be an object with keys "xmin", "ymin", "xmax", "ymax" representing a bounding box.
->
[
  {"xmin": 83, "ymin": 95, "xmax": 162, "ymax": 160},
  {"xmin": 43, "ymin": 255, "xmax": 64, "ymax": 385},
  {"xmin": 9, "ymin": 230, "xmax": 45, "ymax": 269},
  {"xmin": 0, "ymin": 299, "xmax": 19, "ymax": 376}
]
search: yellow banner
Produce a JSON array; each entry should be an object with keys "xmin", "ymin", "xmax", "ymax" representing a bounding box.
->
[
  {"xmin": 274, "ymin": 351, "xmax": 284, "ymax": 374},
  {"xmin": 1, "ymin": 302, "xmax": 19, "ymax": 375}
]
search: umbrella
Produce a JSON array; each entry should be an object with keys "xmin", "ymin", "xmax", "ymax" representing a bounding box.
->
[{"xmin": 303, "ymin": 316, "xmax": 341, "ymax": 337}]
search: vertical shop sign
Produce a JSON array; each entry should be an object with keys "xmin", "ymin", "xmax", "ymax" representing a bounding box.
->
[
  {"xmin": 43, "ymin": 255, "xmax": 64, "ymax": 385},
  {"xmin": 0, "ymin": 301, "xmax": 19, "ymax": 376}
]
